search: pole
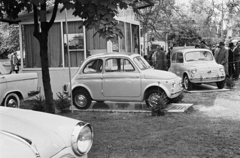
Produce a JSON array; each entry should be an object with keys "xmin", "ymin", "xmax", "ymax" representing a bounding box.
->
[
  {"xmin": 221, "ymin": 0, "xmax": 224, "ymax": 41},
  {"xmin": 65, "ymin": 9, "xmax": 73, "ymax": 113}
]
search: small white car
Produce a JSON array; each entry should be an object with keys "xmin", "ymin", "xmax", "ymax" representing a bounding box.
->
[
  {"xmin": 0, "ymin": 62, "xmax": 40, "ymax": 108},
  {"xmin": 63, "ymin": 53, "xmax": 183, "ymax": 109},
  {"xmin": 168, "ymin": 48, "xmax": 226, "ymax": 90},
  {"xmin": 0, "ymin": 107, "xmax": 94, "ymax": 158}
]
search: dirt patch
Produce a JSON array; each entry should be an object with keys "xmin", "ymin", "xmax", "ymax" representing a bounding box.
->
[{"xmin": 194, "ymin": 81, "xmax": 240, "ymax": 120}]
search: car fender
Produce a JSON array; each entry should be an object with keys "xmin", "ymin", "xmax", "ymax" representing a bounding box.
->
[
  {"xmin": 182, "ymin": 70, "xmax": 191, "ymax": 79},
  {"xmin": 143, "ymin": 82, "xmax": 171, "ymax": 98},
  {"xmin": 1, "ymin": 88, "xmax": 23, "ymax": 104},
  {"xmin": 72, "ymin": 84, "xmax": 93, "ymax": 99}
]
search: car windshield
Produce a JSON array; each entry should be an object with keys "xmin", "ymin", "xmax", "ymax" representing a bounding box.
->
[
  {"xmin": 133, "ymin": 56, "xmax": 152, "ymax": 70},
  {"xmin": 185, "ymin": 51, "xmax": 214, "ymax": 62}
]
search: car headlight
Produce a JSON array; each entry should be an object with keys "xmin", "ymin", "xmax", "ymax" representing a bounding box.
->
[
  {"xmin": 71, "ymin": 122, "xmax": 94, "ymax": 156},
  {"xmin": 219, "ymin": 67, "xmax": 224, "ymax": 72},
  {"xmin": 191, "ymin": 68, "xmax": 197, "ymax": 74}
]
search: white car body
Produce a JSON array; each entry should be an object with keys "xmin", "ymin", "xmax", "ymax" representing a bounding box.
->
[
  {"xmin": 168, "ymin": 48, "xmax": 226, "ymax": 90},
  {"xmin": 0, "ymin": 62, "xmax": 40, "ymax": 107},
  {"xmin": 0, "ymin": 107, "xmax": 93, "ymax": 158},
  {"xmin": 63, "ymin": 53, "xmax": 183, "ymax": 109}
]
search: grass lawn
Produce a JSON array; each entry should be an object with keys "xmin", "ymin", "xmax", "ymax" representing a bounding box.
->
[{"xmin": 60, "ymin": 82, "xmax": 240, "ymax": 158}]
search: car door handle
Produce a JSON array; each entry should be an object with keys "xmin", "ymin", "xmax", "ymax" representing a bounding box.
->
[{"xmin": 0, "ymin": 76, "xmax": 5, "ymax": 79}]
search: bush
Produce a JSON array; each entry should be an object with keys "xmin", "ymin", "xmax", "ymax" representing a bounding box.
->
[
  {"xmin": 31, "ymin": 95, "xmax": 46, "ymax": 112},
  {"xmin": 55, "ymin": 92, "xmax": 71, "ymax": 113},
  {"xmin": 225, "ymin": 77, "xmax": 235, "ymax": 89}
]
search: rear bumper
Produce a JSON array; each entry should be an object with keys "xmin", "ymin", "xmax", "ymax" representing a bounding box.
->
[{"xmin": 28, "ymin": 87, "xmax": 41, "ymax": 97}]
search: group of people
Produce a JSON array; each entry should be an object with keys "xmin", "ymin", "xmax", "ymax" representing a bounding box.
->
[
  {"xmin": 196, "ymin": 40, "xmax": 240, "ymax": 80},
  {"xmin": 151, "ymin": 46, "xmax": 168, "ymax": 71},
  {"xmin": 213, "ymin": 41, "xmax": 240, "ymax": 81}
]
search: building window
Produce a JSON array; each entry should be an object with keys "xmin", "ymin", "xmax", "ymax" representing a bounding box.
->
[
  {"xmin": 63, "ymin": 21, "xmax": 84, "ymax": 67},
  {"xmin": 23, "ymin": 23, "xmax": 62, "ymax": 68}
]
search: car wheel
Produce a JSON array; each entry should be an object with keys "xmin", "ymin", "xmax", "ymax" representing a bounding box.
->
[
  {"xmin": 73, "ymin": 89, "xmax": 92, "ymax": 109},
  {"xmin": 145, "ymin": 89, "xmax": 168, "ymax": 108},
  {"xmin": 4, "ymin": 93, "xmax": 20, "ymax": 108},
  {"xmin": 183, "ymin": 75, "xmax": 193, "ymax": 90},
  {"xmin": 216, "ymin": 80, "xmax": 225, "ymax": 89}
]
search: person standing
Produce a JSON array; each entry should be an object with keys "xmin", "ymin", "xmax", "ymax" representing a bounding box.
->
[
  {"xmin": 9, "ymin": 52, "xmax": 19, "ymax": 74},
  {"xmin": 200, "ymin": 40, "xmax": 209, "ymax": 49},
  {"xmin": 228, "ymin": 42, "xmax": 235, "ymax": 78},
  {"xmin": 155, "ymin": 46, "xmax": 167, "ymax": 71},
  {"xmin": 233, "ymin": 41, "xmax": 240, "ymax": 80},
  {"xmin": 214, "ymin": 41, "xmax": 229, "ymax": 76}
]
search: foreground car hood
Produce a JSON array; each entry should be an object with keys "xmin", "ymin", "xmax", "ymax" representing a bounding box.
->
[
  {"xmin": 185, "ymin": 61, "xmax": 222, "ymax": 69},
  {"xmin": 0, "ymin": 107, "xmax": 79, "ymax": 158},
  {"xmin": 144, "ymin": 69, "xmax": 177, "ymax": 79}
]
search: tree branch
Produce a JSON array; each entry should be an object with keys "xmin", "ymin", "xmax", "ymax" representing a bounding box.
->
[
  {"xmin": 33, "ymin": 4, "xmax": 40, "ymax": 39},
  {"xmin": 0, "ymin": 19, "xmax": 20, "ymax": 25},
  {"xmin": 48, "ymin": 0, "xmax": 59, "ymax": 30}
]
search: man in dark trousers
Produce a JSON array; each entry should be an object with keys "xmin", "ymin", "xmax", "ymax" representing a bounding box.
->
[
  {"xmin": 214, "ymin": 41, "xmax": 229, "ymax": 76},
  {"xmin": 233, "ymin": 41, "xmax": 240, "ymax": 80},
  {"xmin": 228, "ymin": 42, "xmax": 235, "ymax": 78}
]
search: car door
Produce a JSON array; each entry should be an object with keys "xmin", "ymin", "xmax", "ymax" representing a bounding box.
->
[
  {"xmin": 102, "ymin": 57, "xmax": 141, "ymax": 97},
  {"xmin": 78, "ymin": 59, "xmax": 103, "ymax": 99},
  {"xmin": 175, "ymin": 52, "xmax": 184, "ymax": 77}
]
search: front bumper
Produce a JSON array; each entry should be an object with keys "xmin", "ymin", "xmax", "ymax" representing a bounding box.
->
[
  {"xmin": 51, "ymin": 146, "xmax": 88, "ymax": 158},
  {"xmin": 190, "ymin": 75, "xmax": 225, "ymax": 83}
]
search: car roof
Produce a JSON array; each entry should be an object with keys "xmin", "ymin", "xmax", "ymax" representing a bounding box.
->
[
  {"xmin": 172, "ymin": 48, "xmax": 211, "ymax": 54},
  {"xmin": 87, "ymin": 52, "xmax": 140, "ymax": 59}
]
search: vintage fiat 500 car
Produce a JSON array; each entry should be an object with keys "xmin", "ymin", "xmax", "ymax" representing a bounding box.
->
[
  {"xmin": 0, "ymin": 62, "xmax": 40, "ymax": 108},
  {"xmin": 0, "ymin": 107, "xmax": 94, "ymax": 158},
  {"xmin": 168, "ymin": 48, "xmax": 226, "ymax": 90},
  {"xmin": 63, "ymin": 53, "xmax": 183, "ymax": 109}
]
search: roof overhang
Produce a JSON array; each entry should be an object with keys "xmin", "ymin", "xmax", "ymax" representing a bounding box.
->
[{"xmin": 133, "ymin": 0, "xmax": 154, "ymax": 9}]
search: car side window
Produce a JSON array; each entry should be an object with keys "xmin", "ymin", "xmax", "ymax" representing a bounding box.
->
[
  {"xmin": 122, "ymin": 59, "xmax": 135, "ymax": 72},
  {"xmin": 172, "ymin": 54, "xmax": 176, "ymax": 63},
  {"xmin": 105, "ymin": 58, "xmax": 135, "ymax": 72},
  {"xmin": 83, "ymin": 59, "xmax": 103, "ymax": 74},
  {"xmin": 176, "ymin": 53, "xmax": 184, "ymax": 63}
]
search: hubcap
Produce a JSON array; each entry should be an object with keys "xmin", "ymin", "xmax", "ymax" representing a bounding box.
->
[
  {"xmin": 148, "ymin": 93, "xmax": 161, "ymax": 107},
  {"xmin": 6, "ymin": 99, "xmax": 18, "ymax": 108},
  {"xmin": 75, "ymin": 94, "xmax": 87, "ymax": 107}
]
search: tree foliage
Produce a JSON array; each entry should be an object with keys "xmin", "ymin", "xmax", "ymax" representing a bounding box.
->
[
  {"xmin": 138, "ymin": 0, "xmax": 201, "ymax": 46},
  {"xmin": 0, "ymin": 22, "xmax": 19, "ymax": 58}
]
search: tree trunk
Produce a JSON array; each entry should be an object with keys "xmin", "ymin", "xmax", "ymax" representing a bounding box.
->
[{"xmin": 37, "ymin": 22, "xmax": 55, "ymax": 114}]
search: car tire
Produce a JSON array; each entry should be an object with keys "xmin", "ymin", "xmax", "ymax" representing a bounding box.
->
[
  {"xmin": 183, "ymin": 75, "xmax": 193, "ymax": 90},
  {"xmin": 145, "ymin": 89, "xmax": 168, "ymax": 108},
  {"xmin": 4, "ymin": 93, "xmax": 20, "ymax": 108},
  {"xmin": 216, "ymin": 80, "xmax": 225, "ymax": 89},
  {"xmin": 73, "ymin": 89, "xmax": 92, "ymax": 109}
]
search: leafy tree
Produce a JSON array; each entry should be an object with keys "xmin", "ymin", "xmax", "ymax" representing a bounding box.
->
[
  {"xmin": 138, "ymin": 0, "xmax": 201, "ymax": 46},
  {"xmin": 0, "ymin": 0, "xmax": 141, "ymax": 113},
  {"xmin": 0, "ymin": 22, "xmax": 19, "ymax": 58}
]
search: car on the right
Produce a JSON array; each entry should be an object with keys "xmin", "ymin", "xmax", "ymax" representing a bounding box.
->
[{"xmin": 168, "ymin": 48, "xmax": 226, "ymax": 90}]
